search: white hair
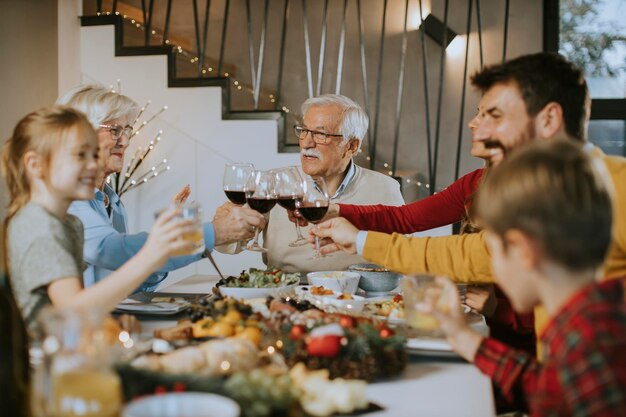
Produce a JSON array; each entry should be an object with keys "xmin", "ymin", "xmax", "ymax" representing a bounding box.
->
[
  {"xmin": 56, "ymin": 84, "xmax": 139, "ymax": 129},
  {"xmin": 301, "ymin": 94, "xmax": 368, "ymax": 148}
]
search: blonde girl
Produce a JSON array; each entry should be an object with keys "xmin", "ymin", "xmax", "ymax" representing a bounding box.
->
[{"xmin": 1, "ymin": 106, "xmax": 194, "ymax": 324}]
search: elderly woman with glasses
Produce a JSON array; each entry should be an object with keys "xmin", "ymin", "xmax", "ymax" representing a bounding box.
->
[{"xmin": 57, "ymin": 85, "xmax": 265, "ymax": 291}]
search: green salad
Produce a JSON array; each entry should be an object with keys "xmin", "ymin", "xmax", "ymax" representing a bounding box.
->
[{"xmin": 218, "ymin": 267, "xmax": 300, "ymax": 288}]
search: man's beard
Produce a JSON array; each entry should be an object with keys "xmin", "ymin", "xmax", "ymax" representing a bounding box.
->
[{"xmin": 484, "ymin": 119, "xmax": 536, "ymax": 163}]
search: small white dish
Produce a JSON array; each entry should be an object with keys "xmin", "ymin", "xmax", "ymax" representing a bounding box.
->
[
  {"xmin": 296, "ymin": 285, "xmax": 365, "ymax": 312},
  {"xmin": 122, "ymin": 392, "xmax": 240, "ymax": 417},
  {"xmin": 320, "ymin": 292, "xmax": 366, "ymax": 312},
  {"xmin": 306, "ymin": 271, "xmax": 360, "ymax": 294},
  {"xmin": 217, "ymin": 282, "xmax": 299, "ymax": 300}
]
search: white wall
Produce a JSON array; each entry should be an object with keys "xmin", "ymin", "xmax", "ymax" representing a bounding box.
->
[
  {"xmin": 80, "ymin": 25, "xmax": 300, "ymax": 284},
  {"xmin": 58, "ymin": 0, "xmax": 82, "ymax": 93}
]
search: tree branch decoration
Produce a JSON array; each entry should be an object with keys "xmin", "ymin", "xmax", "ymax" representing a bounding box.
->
[{"xmin": 107, "ymin": 98, "xmax": 171, "ymax": 197}]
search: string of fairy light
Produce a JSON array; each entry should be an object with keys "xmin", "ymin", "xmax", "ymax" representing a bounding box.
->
[{"xmin": 96, "ymin": 10, "xmax": 433, "ymax": 193}]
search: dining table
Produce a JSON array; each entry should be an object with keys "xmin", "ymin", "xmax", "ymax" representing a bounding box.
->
[{"xmin": 132, "ymin": 274, "xmax": 497, "ymax": 417}]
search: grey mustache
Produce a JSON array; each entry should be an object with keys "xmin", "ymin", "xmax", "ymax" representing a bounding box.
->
[{"xmin": 301, "ymin": 149, "xmax": 323, "ymax": 160}]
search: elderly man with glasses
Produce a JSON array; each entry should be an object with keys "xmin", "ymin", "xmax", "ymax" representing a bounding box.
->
[{"xmin": 262, "ymin": 94, "xmax": 405, "ymax": 272}]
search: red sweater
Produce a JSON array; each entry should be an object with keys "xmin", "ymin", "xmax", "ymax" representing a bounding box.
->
[
  {"xmin": 339, "ymin": 169, "xmax": 484, "ymax": 233},
  {"xmin": 339, "ymin": 168, "xmax": 536, "ymax": 355}
]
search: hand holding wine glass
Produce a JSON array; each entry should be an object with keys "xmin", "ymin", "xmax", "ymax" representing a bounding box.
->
[
  {"xmin": 309, "ymin": 217, "xmax": 359, "ymax": 255},
  {"xmin": 245, "ymin": 170, "xmax": 277, "ymax": 252},
  {"xmin": 297, "ymin": 176, "xmax": 330, "ymax": 258}
]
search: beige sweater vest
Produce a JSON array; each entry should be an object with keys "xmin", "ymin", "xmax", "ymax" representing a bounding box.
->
[{"xmin": 262, "ymin": 165, "xmax": 405, "ymax": 273}]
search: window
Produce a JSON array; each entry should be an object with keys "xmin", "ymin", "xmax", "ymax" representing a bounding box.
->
[{"xmin": 545, "ymin": 0, "xmax": 626, "ymax": 155}]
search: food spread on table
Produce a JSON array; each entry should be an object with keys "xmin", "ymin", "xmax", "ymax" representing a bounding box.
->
[{"xmin": 113, "ymin": 267, "xmax": 479, "ymax": 417}]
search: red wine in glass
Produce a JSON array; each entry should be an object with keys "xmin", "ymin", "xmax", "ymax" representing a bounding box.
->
[
  {"xmin": 277, "ymin": 195, "xmax": 303, "ymax": 211},
  {"xmin": 247, "ymin": 197, "xmax": 277, "ymax": 214},
  {"xmin": 224, "ymin": 190, "xmax": 247, "ymax": 205},
  {"xmin": 299, "ymin": 205, "xmax": 329, "ymax": 223}
]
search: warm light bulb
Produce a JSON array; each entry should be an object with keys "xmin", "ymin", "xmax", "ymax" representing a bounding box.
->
[
  {"xmin": 408, "ymin": 4, "xmax": 430, "ymax": 30},
  {"xmin": 446, "ymin": 35, "xmax": 466, "ymax": 58}
]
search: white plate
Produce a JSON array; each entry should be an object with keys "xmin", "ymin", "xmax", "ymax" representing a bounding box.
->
[
  {"xmin": 406, "ymin": 337, "xmax": 452, "ymax": 351},
  {"xmin": 123, "ymin": 392, "xmax": 239, "ymax": 417},
  {"xmin": 115, "ymin": 301, "xmax": 188, "ymax": 315},
  {"xmin": 405, "ymin": 337, "xmax": 461, "ymax": 358},
  {"xmin": 218, "ymin": 282, "xmax": 299, "ymax": 300}
]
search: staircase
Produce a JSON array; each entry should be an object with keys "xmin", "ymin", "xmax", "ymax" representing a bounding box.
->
[{"xmin": 81, "ymin": 14, "xmax": 296, "ymax": 154}]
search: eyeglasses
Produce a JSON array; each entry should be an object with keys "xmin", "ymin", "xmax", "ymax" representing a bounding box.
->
[
  {"xmin": 293, "ymin": 125, "xmax": 343, "ymax": 145},
  {"xmin": 99, "ymin": 124, "xmax": 133, "ymax": 140}
]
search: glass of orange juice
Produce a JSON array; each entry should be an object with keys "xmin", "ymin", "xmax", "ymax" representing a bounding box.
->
[
  {"xmin": 175, "ymin": 202, "xmax": 205, "ymax": 256},
  {"xmin": 156, "ymin": 202, "xmax": 205, "ymax": 256},
  {"xmin": 402, "ymin": 274, "xmax": 452, "ymax": 337}
]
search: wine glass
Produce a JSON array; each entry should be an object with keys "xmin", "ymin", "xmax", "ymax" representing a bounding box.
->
[
  {"xmin": 273, "ymin": 166, "xmax": 307, "ymax": 247},
  {"xmin": 223, "ymin": 163, "xmax": 255, "ymax": 205},
  {"xmin": 245, "ymin": 170, "xmax": 277, "ymax": 252},
  {"xmin": 297, "ymin": 176, "xmax": 330, "ymax": 258}
]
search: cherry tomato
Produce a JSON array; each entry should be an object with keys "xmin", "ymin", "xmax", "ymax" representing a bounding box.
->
[
  {"xmin": 338, "ymin": 315, "xmax": 355, "ymax": 328},
  {"xmin": 306, "ymin": 335, "xmax": 342, "ymax": 357},
  {"xmin": 379, "ymin": 327, "xmax": 394, "ymax": 339},
  {"xmin": 289, "ymin": 325, "xmax": 306, "ymax": 340}
]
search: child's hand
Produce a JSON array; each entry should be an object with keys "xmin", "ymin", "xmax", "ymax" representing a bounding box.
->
[
  {"xmin": 144, "ymin": 208, "xmax": 196, "ymax": 268},
  {"xmin": 416, "ymin": 276, "xmax": 484, "ymax": 362},
  {"xmin": 465, "ymin": 284, "xmax": 498, "ymax": 317}
]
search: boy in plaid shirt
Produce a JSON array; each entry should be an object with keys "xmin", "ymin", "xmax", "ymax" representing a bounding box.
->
[{"xmin": 421, "ymin": 139, "xmax": 626, "ymax": 416}]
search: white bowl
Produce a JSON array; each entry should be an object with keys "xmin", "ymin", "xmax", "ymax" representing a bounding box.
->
[
  {"xmin": 217, "ymin": 282, "xmax": 299, "ymax": 300},
  {"xmin": 306, "ymin": 271, "xmax": 360, "ymax": 294},
  {"xmin": 123, "ymin": 392, "xmax": 240, "ymax": 417}
]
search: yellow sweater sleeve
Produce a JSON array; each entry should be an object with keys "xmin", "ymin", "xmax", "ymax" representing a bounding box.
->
[
  {"xmin": 600, "ymin": 153, "xmax": 626, "ymax": 279},
  {"xmin": 362, "ymin": 231, "xmax": 495, "ymax": 283}
]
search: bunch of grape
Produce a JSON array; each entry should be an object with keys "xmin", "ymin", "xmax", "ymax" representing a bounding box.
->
[
  {"xmin": 224, "ymin": 369, "xmax": 297, "ymax": 417},
  {"xmin": 188, "ymin": 296, "xmax": 254, "ymax": 323},
  {"xmin": 265, "ymin": 295, "xmax": 317, "ymax": 312},
  {"xmin": 187, "ymin": 296, "xmax": 212, "ymax": 323}
]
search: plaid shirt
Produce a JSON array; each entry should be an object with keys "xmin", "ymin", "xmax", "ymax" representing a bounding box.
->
[{"xmin": 474, "ymin": 278, "xmax": 626, "ymax": 417}]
